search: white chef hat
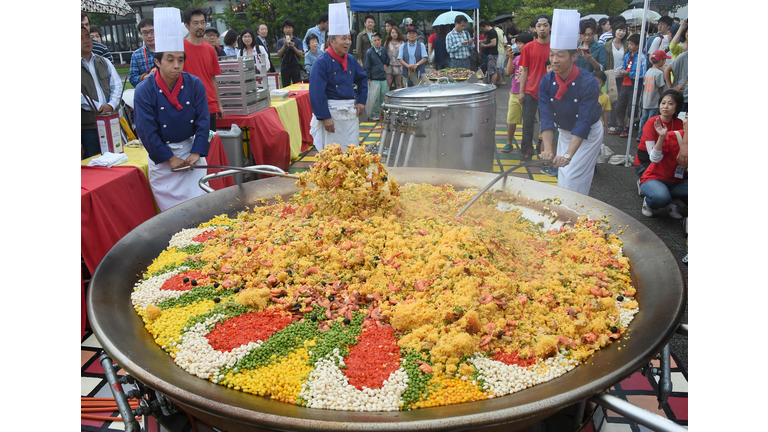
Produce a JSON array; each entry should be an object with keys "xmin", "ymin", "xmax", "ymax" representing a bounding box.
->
[
  {"xmin": 154, "ymin": 7, "xmax": 184, "ymax": 52},
  {"xmin": 328, "ymin": 3, "xmax": 350, "ymax": 36},
  {"xmin": 551, "ymin": 9, "xmax": 580, "ymax": 50}
]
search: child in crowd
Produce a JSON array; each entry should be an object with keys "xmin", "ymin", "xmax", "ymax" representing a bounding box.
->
[
  {"xmin": 593, "ymin": 70, "xmax": 612, "ymax": 134},
  {"xmin": 364, "ymin": 33, "xmax": 390, "ymax": 121},
  {"xmin": 638, "ymin": 50, "xmax": 669, "ymax": 142},
  {"xmin": 609, "ymin": 33, "xmax": 647, "ymax": 138},
  {"xmin": 539, "ymin": 59, "xmax": 558, "ymax": 177},
  {"xmin": 502, "ymin": 31, "xmax": 533, "ymax": 153}
]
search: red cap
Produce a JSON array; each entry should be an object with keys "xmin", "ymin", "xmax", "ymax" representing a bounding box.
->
[{"xmin": 651, "ymin": 50, "xmax": 671, "ymax": 62}]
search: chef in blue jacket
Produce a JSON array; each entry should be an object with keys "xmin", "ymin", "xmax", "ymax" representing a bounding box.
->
[
  {"xmin": 538, "ymin": 9, "xmax": 604, "ymax": 195},
  {"xmin": 133, "ymin": 7, "xmax": 210, "ymax": 212},
  {"xmin": 308, "ymin": 3, "xmax": 368, "ymax": 152}
]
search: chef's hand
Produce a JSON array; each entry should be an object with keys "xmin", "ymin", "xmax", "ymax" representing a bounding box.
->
[
  {"xmin": 552, "ymin": 155, "xmax": 571, "ymax": 168},
  {"xmin": 185, "ymin": 153, "xmax": 200, "ymax": 167},
  {"xmin": 168, "ymin": 156, "xmax": 186, "ymax": 170},
  {"xmin": 539, "ymin": 149, "xmax": 554, "ymax": 161},
  {"xmin": 323, "ymin": 118, "xmax": 335, "ymax": 133},
  {"xmin": 98, "ymin": 104, "xmax": 114, "ymax": 114},
  {"xmin": 355, "ymin": 103, "xmax": 365, "ymax": 117}
]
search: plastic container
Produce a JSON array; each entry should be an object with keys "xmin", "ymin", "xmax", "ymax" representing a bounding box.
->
[{"xmin": 216, "ymin": 125, "xmax": 245, "ymax": 185}]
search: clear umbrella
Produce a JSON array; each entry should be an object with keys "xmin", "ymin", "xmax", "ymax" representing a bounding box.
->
[
  {"xmin": 621, "ymin": 8, "xmax": 661, "ymax": 23},
  {"xmin": 81, "ymin": 0, "xmax": 134, "ymax": 16},
  {"xmin": 580, "ymin": 14, "xmax": 609, "ymax": 22},
  {"xmin": 432, "ymin": 10, "xmax": 474, "ymax": 27}
]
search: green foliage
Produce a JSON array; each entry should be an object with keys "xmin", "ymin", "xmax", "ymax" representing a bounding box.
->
[
  {"xmin": 158, "ymin": 0, "xmax": 207, "ymax": 11},
  {"xmin": 247, "ymin": 0, "xmax": 331, "ymax": 45},
  {"xmin": 515, "ymin": 0, "xmax": 631, "ymax": 28}
]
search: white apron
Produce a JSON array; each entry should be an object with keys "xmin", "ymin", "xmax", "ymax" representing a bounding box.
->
[
  {"xmin": 309, "ymin": 99, "xmax": 360, "ymax": 152},
  {"xmin": 148, "ymin": 137, "xmax": 207, "ymax": 212},
  {"xmin": 556, "ymin": 120, "xmax": 603, "ymax": 195}
]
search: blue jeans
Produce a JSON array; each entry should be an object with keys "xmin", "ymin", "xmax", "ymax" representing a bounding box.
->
[
  {"xmin": 638, "ymin": 108, "xmax": 659, "ymax": 141},
  {"xmin": 640, "ymin": 179, "xmax": 688, "ymax": 209},
  {"xmin": 521, "ymin": 93, "xmax": 539, "ymax": 154},
  {"xmin": 450, "ymin": 58, "xmax": 471, "ymax": 69}
]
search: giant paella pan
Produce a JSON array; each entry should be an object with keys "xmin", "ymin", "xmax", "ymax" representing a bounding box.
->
[{"xmin": 87, "ymin": 147, "xmax": 686, "ymax": 431}]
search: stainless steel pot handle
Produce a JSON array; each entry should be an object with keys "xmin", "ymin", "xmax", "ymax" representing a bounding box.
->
[{"xmin": 195, "ymin": 165, "xmax": 299, "ymax": 193}]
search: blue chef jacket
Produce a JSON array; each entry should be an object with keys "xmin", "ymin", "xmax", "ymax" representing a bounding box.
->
[
  {"xmin": 309, "ymin": 52, "xmax": 368, "ymax": 120},
  {"xmin": 133, "ymin": 72, "xmax": 210, "ymax": 164},
  {"xmin": 538, "ymin": 68, "xmax": 603, "ymax": 139}
]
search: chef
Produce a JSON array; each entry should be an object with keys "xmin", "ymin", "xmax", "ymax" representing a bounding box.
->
[
  {"xmin": 308, "ymin": 2, "xmax": 368, "ymax": 152},
  {"xmin": 538, "ymin": 9, "xmax": 604, "ymax": 195},
  {"xmin": 133, "ymin": 7, "xmax": 210, "ymax": 212}
]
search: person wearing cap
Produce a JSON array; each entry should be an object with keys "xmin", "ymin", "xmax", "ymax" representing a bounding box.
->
[
  {"xmin": 129, "ymin": 18, "xmax": 157, "ymax": 88},
  {"xmin": 204, "ymin": 27, "xmax": 226, "ymax": 56},
  {"xmin": 133, "ymin": 7, "xmax": 211, "ymax": 212},
  {"xmin": 401, "ymin": 18, "xmax": 425, "ymax": 44},
  {"xmin": 446, "ymin": 15, "xmax": 473, "ymax": 70},
  {"xmin": 537, "ymin": 10, "xmax": 604, "ymax": 195},
  {"xmin": 398, "ymin": 26, "xmax": 427, "ymax": 87},
  {"xmin": 309, "ymin": 4, "xmax": 368, "ymax": 152},
  {"xmin": 81, "ymin": 25, "xmax": 122, "ymax": 159}
]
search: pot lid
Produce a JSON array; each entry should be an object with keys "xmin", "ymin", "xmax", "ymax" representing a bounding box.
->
[{"xmin": 387, "ymin": 82, "xmax": 495, "ymax": 98}]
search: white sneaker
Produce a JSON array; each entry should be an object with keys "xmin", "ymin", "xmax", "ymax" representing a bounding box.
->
[
  {"xmin": 666, "ymin": 204, "xmax": 683, "ymax": 219},
  {"xmin": 641, "ymin": 198, "xmax": 653, "ymax": 217}
]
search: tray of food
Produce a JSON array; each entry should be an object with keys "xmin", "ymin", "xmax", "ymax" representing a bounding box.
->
[{"xmin": 428, "ymin": 68, "xmax": 474, "ymax": 82}]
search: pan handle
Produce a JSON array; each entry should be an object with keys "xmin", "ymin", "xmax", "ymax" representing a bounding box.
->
[
  {"xmin": 589, "ymin": 392, "xmax": 687, "ymax": 432},
  {"xmin": 197, "ymin": 165, "xmax": 298, "ymax": 193}
]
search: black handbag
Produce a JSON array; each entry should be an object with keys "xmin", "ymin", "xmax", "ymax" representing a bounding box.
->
[{"xmin": 300, "ymin": 65, "xmax": 310, "ymax": 82}]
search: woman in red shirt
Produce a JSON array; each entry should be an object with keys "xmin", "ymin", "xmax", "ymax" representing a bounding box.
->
[
  {"xmin": 639, "ymin": 113, "xmax": 687, "ymax": 218},
  {"xmin": 634, "ymin": 89, "xmax": 684, "ymax": 178}
]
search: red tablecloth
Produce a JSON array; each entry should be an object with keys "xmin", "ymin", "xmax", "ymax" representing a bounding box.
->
[
  {"xmin": 217, "ymin": 108, "xmax": 291, "ymax": 170},
  {"xmin": 81, "ymin": 165, "xmax": 157, "ymax": 337},
  {"xmin": 289, "ymin": 91, "xmax": 313, "ymax": 153},
  {"xmin": 81, "ymin": 166, "xmax": 157, "ymax": 274},
  {"xmin": 206, "ymin": 134, "xmax": 235, "ymax": 190}
]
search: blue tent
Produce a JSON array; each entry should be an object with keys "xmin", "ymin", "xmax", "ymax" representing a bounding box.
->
[{"xmin": 349, "ymin": 0, "xmax": 479, "ymax": 12}]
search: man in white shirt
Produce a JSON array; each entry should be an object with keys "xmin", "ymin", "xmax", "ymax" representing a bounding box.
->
[
  {"xmin": 81, "ymin": 25, "xmax": 122, "ymax": 159},
  {"xmin": 648, "ymin": 16, "xmax": 673, "ymax": 53}
]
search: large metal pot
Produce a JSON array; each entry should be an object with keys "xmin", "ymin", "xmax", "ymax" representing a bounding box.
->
[
  {"xmin": 87, "ymin": 169, "xmax": 686, "ymax": 431},
  {"xmin": 382, "ymin": 83, "xmax": 496, "ymax": 172}
]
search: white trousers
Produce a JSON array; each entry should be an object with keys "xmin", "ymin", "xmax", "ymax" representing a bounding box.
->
[
  {"xmin": 309, "ymin": 99, "xmax": 360, "ymax": 152},
  {"xmin": 556, "ymin": 120, "xmax": 604, "ymax": 195},
  {"xmin": 148, "ymin": 137, "xmax": 207, "ymax": 212}
]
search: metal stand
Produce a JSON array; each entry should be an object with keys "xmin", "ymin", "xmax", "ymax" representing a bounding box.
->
[{"xmin": 99, "ymin": 351, "xmax": 178, "ymax": 432}]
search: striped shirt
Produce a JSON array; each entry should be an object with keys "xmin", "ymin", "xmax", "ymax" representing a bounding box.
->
[
  {"xmin": 445, "ymin": 29, "xmax": 472, "ymax": 59},
  {"xmin": 92, "ymin": 40, "xmax": 114, "ymax": 64},
  {"xmin": 598, "ymin": 32, "xmax": 612, "ymax": 45}
]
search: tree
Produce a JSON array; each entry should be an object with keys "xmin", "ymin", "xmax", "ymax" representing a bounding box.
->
[{"xmin": 515, "ymin": 0, "xmax": 630, "ymax": 28}]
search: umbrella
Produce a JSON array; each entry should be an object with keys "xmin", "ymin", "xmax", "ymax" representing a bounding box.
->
[
  {"xmin": 81, "ymin": 0, "xmax": 134, "ymax": 16},
  {"xmin": 491, "ymin": 14, "xmax": 515, "ymax": 24},
  {"xmin": 629, "ymin": 0, "xmax": 687, "ymax": 7},
  {"xmin": 621, "ymin": 8, "xmax": 661, "ymax": 23},
  {"xmin": 580, "ymin": 14, "xmax": 609, "ymax": 22},
  {"xmin": 432, "ymin": 10, "xmax": 473, "ymax": 26}
]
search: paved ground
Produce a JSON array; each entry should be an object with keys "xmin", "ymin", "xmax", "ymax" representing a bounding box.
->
[{"xmin": 491, "ymin": 78, "xmax": 689, "ymax": 372}]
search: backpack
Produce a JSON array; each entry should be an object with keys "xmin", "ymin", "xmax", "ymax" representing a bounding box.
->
[{"xmin": 644, "ymin": 34, "xmax": 659, "ymax": 55}]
